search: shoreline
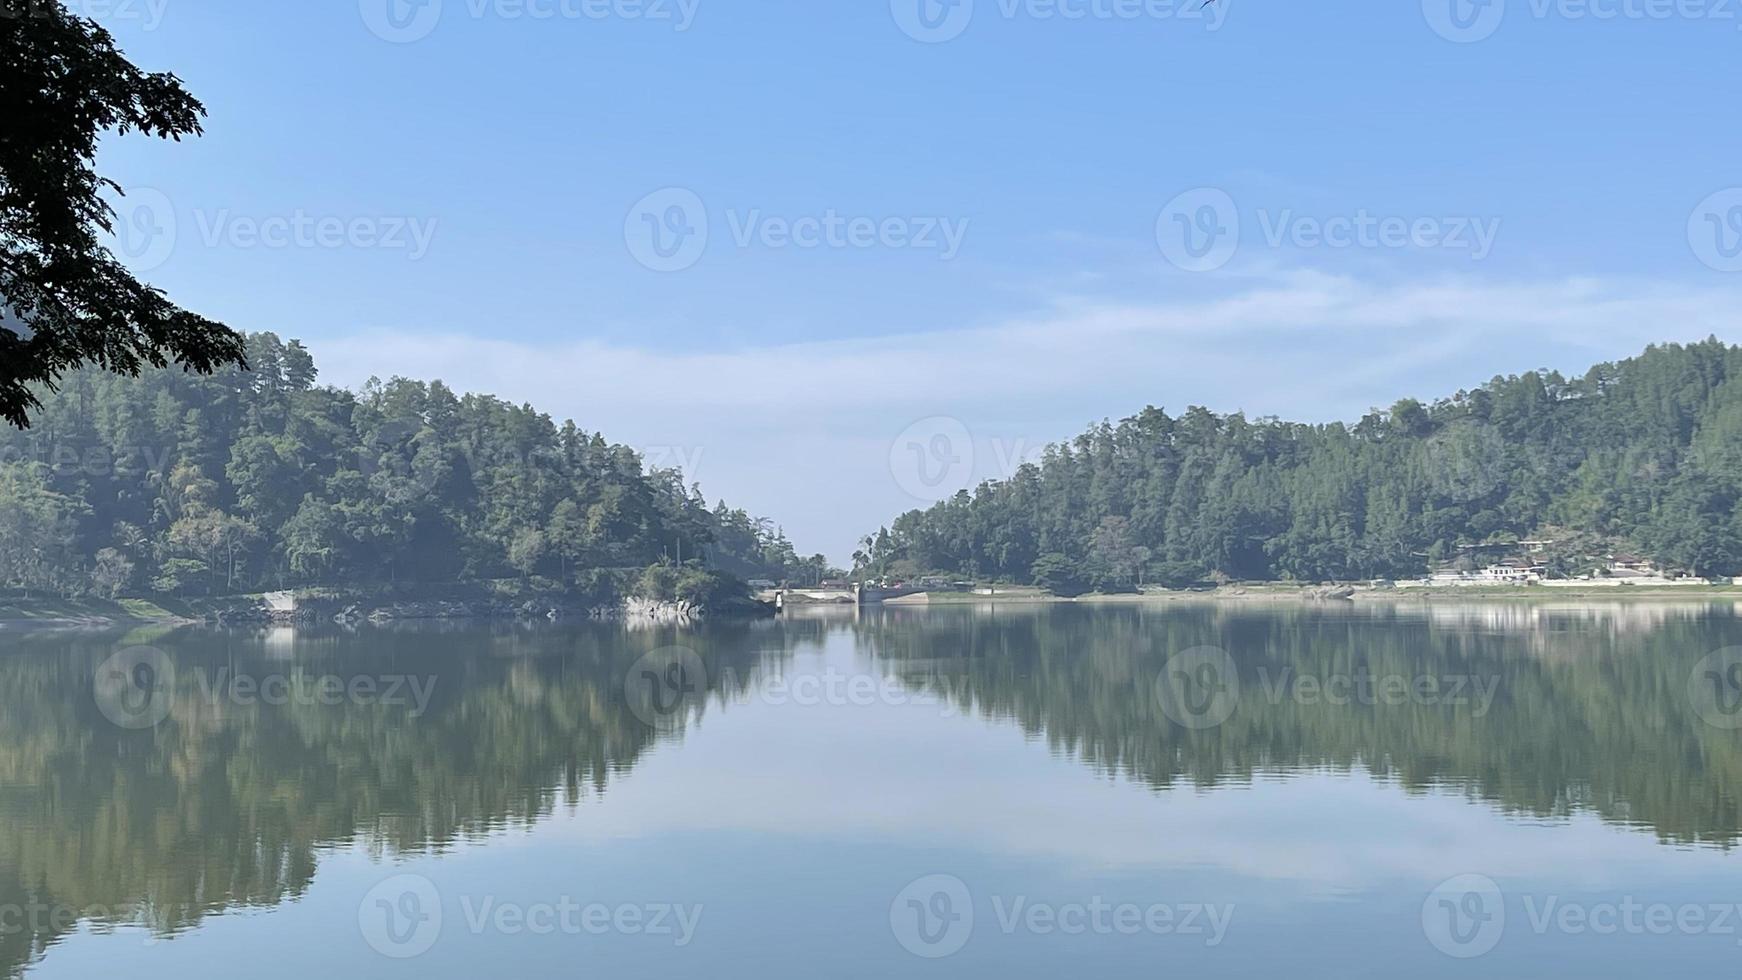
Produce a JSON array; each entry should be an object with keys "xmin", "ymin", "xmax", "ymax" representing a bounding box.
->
[
  {"xmin": 891, "ymin": 584, "xmax": 1742, "ymax": 606},
  {"xmin": 0, "ymin": 591, "xmax": 776, "ymax": 633},
  {"xmin": 6, "ymin": 584, "xmax": 1740, "ymax": 632}
]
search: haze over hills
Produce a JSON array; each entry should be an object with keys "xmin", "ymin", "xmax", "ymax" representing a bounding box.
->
[{"xmin": 855, "ymin": 339, "xmax": 1742, "ymax": 590}]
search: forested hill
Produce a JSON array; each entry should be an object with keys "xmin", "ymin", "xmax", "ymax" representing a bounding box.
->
[
  {"xmin": 0, "ymin": 333, "xmax": 833, "ymax": 600},
  {"xmin": 857, "ymin": 339, "xmax": 1742, "ymax": 589}
]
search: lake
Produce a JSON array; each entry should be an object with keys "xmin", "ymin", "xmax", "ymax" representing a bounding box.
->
[{"xmin": 3, "ymin": 600, "xmax": 1741, "ymax": 977}]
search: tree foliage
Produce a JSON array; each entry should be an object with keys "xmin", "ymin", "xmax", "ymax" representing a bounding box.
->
[
  {"xmin": 0, "ymin": 0, "xmax": 246, "ymax": 427},
  {"xmin": 859, "ymin": 339, "xmax": 1742, "ymax": 584},
  {"xmin": 0, "ymin": 333, "xmax": 824, "ymax": 596}
]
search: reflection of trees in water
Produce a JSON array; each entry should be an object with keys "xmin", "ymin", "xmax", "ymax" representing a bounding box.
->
[
  {"xmin": 864, "ymin": 602, "xmax": 1742, "ymax": 850},
  {"xmin": 0, "ymin": 618, "xmax": 818, "ymax": 977},
  {"xmin": 2, "ymin": 606, "xmax": 1736, "ymax": 974}
]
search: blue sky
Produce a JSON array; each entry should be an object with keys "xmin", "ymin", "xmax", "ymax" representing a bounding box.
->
[{"xmin": 92, "ymin": 0, "xmax": 1742, "ymax": 562}]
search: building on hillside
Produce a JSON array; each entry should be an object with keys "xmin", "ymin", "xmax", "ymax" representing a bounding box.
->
[
  {"xmin": 1605, "ymin": 554, "xmax": 1661, "ymax": 577},
  {"xmin": 1477, "ymin": 560, "xmax": 1544, "ymax": 584},
  {"xmin": 1403, "ymin": 558, "xmax": 1545, "ymax": 588}
]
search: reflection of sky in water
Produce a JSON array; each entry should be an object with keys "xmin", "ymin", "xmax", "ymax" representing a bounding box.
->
[{"xmin": 26, "ymin": 620, "xmax": 1742, "ymax": 980}]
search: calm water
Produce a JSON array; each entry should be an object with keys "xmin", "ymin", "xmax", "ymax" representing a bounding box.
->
[{"xmin": 3, "ymin": 601, "xmax": 1742, "ymax": 977}]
